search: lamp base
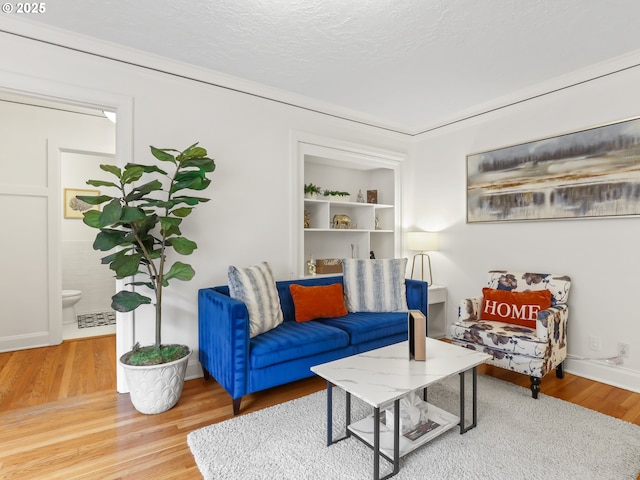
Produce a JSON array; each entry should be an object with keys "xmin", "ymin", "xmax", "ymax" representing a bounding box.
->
[{"xmin": 410, "ymin": 252, "xmax": 432, "ymax": 285}]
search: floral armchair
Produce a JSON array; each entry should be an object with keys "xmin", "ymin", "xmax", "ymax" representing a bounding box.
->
[{"xmin": 450, "ymin": 270, "xmax": 571, "ymax": 398}]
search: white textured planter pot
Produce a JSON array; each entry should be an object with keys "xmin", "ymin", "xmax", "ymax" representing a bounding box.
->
[{"xmin": 120, "ymin": 349, "xmax": 190, "ymax": 414}]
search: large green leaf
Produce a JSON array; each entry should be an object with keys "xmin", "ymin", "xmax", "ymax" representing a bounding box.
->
[
  {"xmin": 86, "ymin": 179, "xmax": 119, "ymax": 188},
  {"xmin": 164, "ymin": 261, "xmax": 195, "ymax": 282},
  {"xmin": 172, "ymin": 196, "xmax": 209, "ymax": 206},
  {"xmin": 121, "ymin": 165, "xmax": 144, "ymax": 184},
  {"xmin": 181, "ymin": 157, "xmax": 216, "ymax": 172},
  {"xmin": 100, "ymin": 164, "xmax": 122, "ymax": 178},
  {"xmin": 99, "ymin": 199, "xmax": 123, "ymax": 227},
  {"xmin": 170, "ymin": 237, "xmax": 197, "ymax": 255},
  {"xmin": 111, "ymin": 291, "xmax": 152, "ymax": 312},
  {"xmin": 110, "ymin": 251, "xmax": 143, "ymax": 278},
  {"xmin": 120, "ymin": 206, "xmax": 146, "ymax": 222},
  {"xmin": 82, "ymin": 210, "xmax": 102, "ymax": 228},
  {"xmin": 93, "ymin": 229, "xmax": 128, "ymax": 251},
  {"xmin": 171, "ymin": 207, "xmax": 192, "ymax": 217},
  {"xmin": 150, "ymin": 146, "xmax": 177, "ymax": 163},
  {"xmin": 182, "ymin": 144, "xmax": 207, "ymax": 158},
  {"xmin": 77, "ymin": 195, "xmax": 112, "ymax": 206}
]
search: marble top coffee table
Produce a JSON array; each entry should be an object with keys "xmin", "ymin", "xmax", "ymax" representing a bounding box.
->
[{"xmin": 310, "ymin": 339, "xmax": 491, "ymax": 480}]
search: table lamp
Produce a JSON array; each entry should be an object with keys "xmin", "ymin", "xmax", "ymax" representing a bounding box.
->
[{"xmin": 407, "ymin": 231, "xmax": 439, "ymax": 284}]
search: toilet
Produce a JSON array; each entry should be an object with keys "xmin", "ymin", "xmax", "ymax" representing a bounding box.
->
[{"xmin": 62, "ymin": 290, "xmax": 82, "ymax": 325}]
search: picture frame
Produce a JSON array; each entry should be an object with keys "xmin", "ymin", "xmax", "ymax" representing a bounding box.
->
[
  {"xmin": 366, "ymin": 189, "xmax": 378, "ymax": 204},
  {"xmin": 467, "ymin": 116, "xmax": 640, "ymax": 223},
  {"xmin": 64, "ymin": 188, "xmax": 100, "ymax": 219}
]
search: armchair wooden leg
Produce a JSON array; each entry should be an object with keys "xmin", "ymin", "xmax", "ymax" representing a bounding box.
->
[
  {"xmin": 556, "ymin": 362, "xmax": 565, "ymax": 379},
  {"xmin": 232, "ymin": 397, "xmax": 242, "ymax": 416},
  {"xmin": 530, "ymin": 376, "xmax": 541, "ymax": 399}
]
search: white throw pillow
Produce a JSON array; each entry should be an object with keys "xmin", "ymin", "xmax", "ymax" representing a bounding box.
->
[
  {"xmin": 228, "ymin": 261, "xmax": 284, "ymax": 338},
  {"xmin": 342, "ymin": 258, "xmax": 409, "ymax": 313}
]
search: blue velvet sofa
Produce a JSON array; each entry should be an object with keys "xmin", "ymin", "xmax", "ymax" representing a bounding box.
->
[{"xmin": 198, "ymin": 275, "xmax": 427, "ymax": 414}]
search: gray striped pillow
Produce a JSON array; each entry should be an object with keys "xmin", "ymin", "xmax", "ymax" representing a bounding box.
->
[
  {"xmin": 228, "ymin": 261, "xmax": 284, "ymax": 338},
  {"xmin": 342, "ymin": 258, "xmax": 409, "ymax": 312}
]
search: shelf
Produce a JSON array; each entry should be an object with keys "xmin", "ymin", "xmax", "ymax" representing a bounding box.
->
[
  {"xmin": 348, "ymin": 402, "xmax": 459, "ymax": 459},
  {"xmin": 304, "ymin": 228, "xmax": 392, "ymax": 233},
  {"xmin": 304, "ymin": 198, "xmax": 393, "ymax": 209}
]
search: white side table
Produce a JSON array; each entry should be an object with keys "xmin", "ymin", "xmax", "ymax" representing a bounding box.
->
[{"xmin": 427, "ymin": 285, "xmax": 447, "ymax": 339}]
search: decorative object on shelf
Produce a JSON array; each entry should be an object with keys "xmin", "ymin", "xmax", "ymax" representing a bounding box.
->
[
  {"xmin": 332, "ymin": 214, "xmax": 352, "ymax": 229},
  {"xmin": 323, "ymin": 190, "xmax": 351, "ymax": 201},
  {"xmin": 315, "ymin": 258, "xmax": 343, "ymax": 274},
  {"xmin": 407, "ymin": 231, "xmax": 439, "ymax": 285},
  {"xmin": 306, "ymin": 255, "xmax": 316, "ymax": 275},
  {"xmin": 78, "ymin": 142, "xmax": 216, "ymax": 414},
  {"xmin": 467, "ymin": 115, "xmax": 640, "ymax": 222},
  {"xmin": 367, "ymin": 190, "xmax": 378, "ymax": 204},
  {"xmin": 370, "ymin": 250, "xmax": 375, "ymax": 259},
  {"xmin": 304, "ymin": 210, "xmax": 310, "ymax": 228},
  {"xmin": 304, "ymin": 183, "xmax": 322, "ymax": 199},
  {"xmin": 356, "ymin": 189, "xmax": 365, "ymax": 203},
  {"xmin": 375, "ymin": 214, "xmax": 380, "ymax": 230}
]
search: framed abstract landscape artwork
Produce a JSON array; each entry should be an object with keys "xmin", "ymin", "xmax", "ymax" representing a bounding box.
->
[{"xmin": 467, "ymin": 117, "xmax": 640, "ymax": 223}]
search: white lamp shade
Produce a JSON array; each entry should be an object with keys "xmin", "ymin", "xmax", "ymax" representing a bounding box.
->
[{"xmin": 407, "ymin": 231, "xmax": 439, "ymax": 252}]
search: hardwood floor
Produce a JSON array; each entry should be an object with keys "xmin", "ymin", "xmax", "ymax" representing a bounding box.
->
[{"xmin": 1, "ymin": 335, "xmax": 639, "ymax": 479}]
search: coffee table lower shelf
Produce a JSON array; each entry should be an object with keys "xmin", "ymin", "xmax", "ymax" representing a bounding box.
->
[{"xmin": 348, "ymin": 403, "xmax": 459, "ymax": 459}]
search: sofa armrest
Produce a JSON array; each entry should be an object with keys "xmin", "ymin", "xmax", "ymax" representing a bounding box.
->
[
  {"xmin": 405, "ymin": 279, "xmax": 428, "ymax": 316},
  {"xmin": 536, "ymin": 304, "xmax": 569, "ymax": 342},
  {"xmin": 458, "ymin": 295, "xmax": 483, "ymax": 321},
  {"xmin": 198, "ymin": 288, "xmax": 251, "ymax": 399}
]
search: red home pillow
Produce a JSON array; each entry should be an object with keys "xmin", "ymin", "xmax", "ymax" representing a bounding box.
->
[
  {"xmin": 481, "ymin": 288, "xmax": 552, "ymax": 329},
  {"xmin": 289, "ymin": 283, "xmax": 348, "ymax": 322}
]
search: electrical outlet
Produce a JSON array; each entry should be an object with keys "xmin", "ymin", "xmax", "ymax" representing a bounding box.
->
[
  {"xmin": 618, "ymin": 342, "xmax": 630, "ymax": 359},
  {"xmin": 589, "ymin": 335, "xmax": 602, "ymax": 352}
]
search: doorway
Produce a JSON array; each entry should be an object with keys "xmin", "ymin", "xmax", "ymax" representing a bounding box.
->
[{"xmin": 0, "ymin": 82, "xmax": 133, "ymax": 393}]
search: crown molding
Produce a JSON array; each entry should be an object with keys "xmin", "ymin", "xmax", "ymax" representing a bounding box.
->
[
  {"xmin": 0, "ymin": 16, "xmax": 412, "ymax": 137},
  {"xmin": 413, "ymin": 48, "xmax": 640, "ymax": 137}
]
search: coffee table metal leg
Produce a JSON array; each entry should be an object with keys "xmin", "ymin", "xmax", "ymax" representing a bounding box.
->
[
  {"xmin": 373, "ymin": 399, "xmax": 400, "ymax": 480},
  {"xmin": 459, "ymin": 366, "xmax": 479, "ymax": 434},
  {"xmin": 326, "ymin": 381, "xmax": 351, "ymax": 446}
]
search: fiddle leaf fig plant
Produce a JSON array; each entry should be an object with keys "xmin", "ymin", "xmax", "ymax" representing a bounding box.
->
[{"xmin": 78, "ymin": 143, "xmax": 215, "ymax": 365}]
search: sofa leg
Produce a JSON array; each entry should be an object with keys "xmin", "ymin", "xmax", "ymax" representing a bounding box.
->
[
  {"xmin": 202, "ymin": 367, "xmax": 211, "ymax": 381},
  {"xmin": 530, "ymin": 376, "xmax": 541, "ymax": 399},
  {"xmin": 232, "ymin": 397, "xmax": 242, "ymax": 416},
  {"xmin": 556, "ymin": 362, "xmax": 565, "ymax": 379}
]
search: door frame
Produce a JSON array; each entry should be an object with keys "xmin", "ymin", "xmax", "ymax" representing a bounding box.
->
[{"xmin": 0, "ymin": 70, "xmax": 134, "ymax": 393}]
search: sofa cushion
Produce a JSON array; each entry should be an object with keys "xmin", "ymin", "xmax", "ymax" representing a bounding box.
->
[
  {"xmin": 250, "ymin": 320, "xmax": 350, "ymax": 369},
  {"xmin": 228, "ymin": 261, "xmax": 284, "ymax": 338},
  {"xmin": 289, "ymin": 283, "xmax": 348, "ymax": 322},
  {"xmin": 481, "ymin": 288, "xmax": 552, "ymax": 329},
  {"xmin": 450, "ymin": 319, "xmax": 548, "ymax": 358},
  {"xmin": 342, "ymin": 258, "xmax": 408, "ymax": 313},
  {"xmin": 319, "ymin": 311, "xmax": 408, "ymax": 345}
]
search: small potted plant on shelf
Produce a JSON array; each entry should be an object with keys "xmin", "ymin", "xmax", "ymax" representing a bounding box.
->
[
  {"xmin": 304, "ymin": 183, "xmax": 322, "ymax": 199},
  {"xmin": 78, "ymin": 142, "xmax": 215, "ymax": 415},
  {"xmin": 323, "ymin": 190, "xmax": 351, "ymax": 202}
]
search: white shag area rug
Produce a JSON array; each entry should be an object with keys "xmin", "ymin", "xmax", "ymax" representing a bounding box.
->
[{"xmin": 188, "ymin": 375, "xmax": 640, "ymax": 479}]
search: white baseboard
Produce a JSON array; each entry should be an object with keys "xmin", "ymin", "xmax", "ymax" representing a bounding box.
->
[
  {"xmin": 185, "ymin": 357, "xmax": 203, "ymax": 381},
  {"xmin": 0, "ymin": 332, "xmax": 51, "ymax": 353},
  {"xmin": 565, "ymin": 358, "xmax": 640, "ymax": 394}
]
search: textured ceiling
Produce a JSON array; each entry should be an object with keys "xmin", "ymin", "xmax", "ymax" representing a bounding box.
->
[{"xmin": 23, "ymin": 0, "xmax": 640, "ymax": 132}]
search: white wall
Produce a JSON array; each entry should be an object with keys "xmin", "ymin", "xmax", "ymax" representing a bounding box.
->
[
  {"xmin": 411, "ymin": 65, "xmax": 640, "ymax": 392},
  {"xmin": 0, "ymin": 27, "xmax": 410, "ymax": 379}
]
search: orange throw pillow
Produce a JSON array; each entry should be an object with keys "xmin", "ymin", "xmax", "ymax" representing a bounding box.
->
[
  {"xmin": 289, "ymin": 283, "xmax": 348, "ymax": 322},
  {"xmin": 481, "ymin": 288, "xmax": 552, "ymax": 329}
]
